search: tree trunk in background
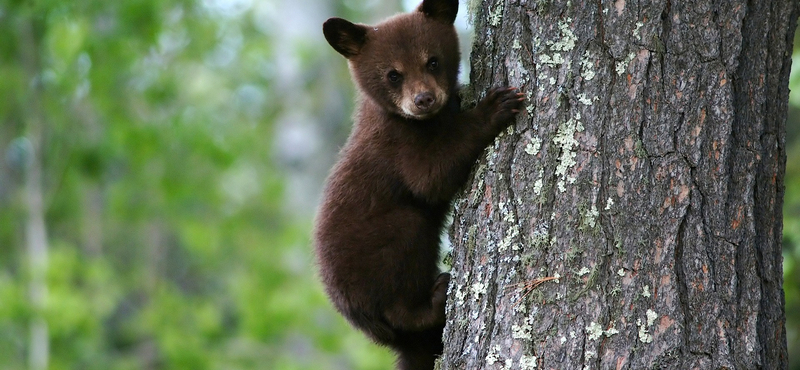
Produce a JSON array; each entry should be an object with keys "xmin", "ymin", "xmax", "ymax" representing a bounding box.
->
[
  {"xmin": 443, "ymin": 1, "xmax": 797, "ymax": 369},
  {"xmin": 17, "ymin": 17, "xmax": 49, "ymax": 370}
]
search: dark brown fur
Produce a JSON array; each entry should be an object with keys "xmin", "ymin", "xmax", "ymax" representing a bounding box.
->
[{"xmin": 315, "ymin": 1, "xmax": 523, "ymax": 369}]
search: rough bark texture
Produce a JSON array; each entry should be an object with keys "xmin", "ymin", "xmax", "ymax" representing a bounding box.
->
[{"xmin": 442, "ymin": 0, "xmax": 797, "ymax": 369}]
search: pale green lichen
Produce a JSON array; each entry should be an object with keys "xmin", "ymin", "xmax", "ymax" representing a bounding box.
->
[
  {"xmin": 553, "ymin": 115, "xmax": 584, "ymax": 192},
  {"xmin": 512, "ymin": 317, "xmax": 533, "ymax": 340},
  {"xmin": 576, "ymin": 266, "xmax": 591, "ymax": 276},
  {"xmin": 605, "ymin": 196, "xmax": 614, "ymax": 210},
  {"xmin": 583, "ymin": 204, "xmax": 599, "ymax": 229},
  {"xmin": 525, "ymin": 143, "xmax": 537, "ymax": 155},
  {"xmin": 616, "ymin": 52, "xmax": 636, "ymax": 75},
  {"xmin": 610, "ymin": 283, "xmax": 622, "ymax": 296},
  {"xmin": 525, "ymin": 136, "xmax": 542, "ymax": 155},
  {"xmin": 454, "ymin": 270, "xmax": 469, "ymax": 306},
  {"xmin": 537, "ymin": 19, "xmax": 577, "ymax": 69},
  {"xmin": 527, "ymin": 226, "xmax": 548, "ymax": 252},
  {"xmin": 532, "ymin": 33, "xmax": 543, "ymax": 50},
  {"xmin": 513, "ymin": 38, "xmax": 522, "ymax": 49},
  {"xmin": 604, "ymin": 326, "xmax": 620, "ymax": 337},
  {"xmin": 548, "ymin": 18, "xmax": 577, "ymax": 52},
  {"xmin": 537, "ymin": 73, "xmax": 550, "ymax": 92},
  {"xmin": 454, "ymin": 283, "xmax": 467, "ymax": 305},
  {"xmin": 642, "ymin": 285, "xmax": 651, "ymax": 298},
  {"xmin": 637, "ymin": 318, "xmax": 652, "ymax": 343},
  {"xmin": 532, "ymin": 173, "xmax": 544, "ymax": 200},
  {"xmin": 498, "ymin": 202, "xmax": 520, "ymax": 252},
  {"xmin": 646, "ymin": 309, "xmax": 657, "ymax": 326},
  {"xmin": 580, "ymin": 51, "xmax": 596, "ymax": 81},
  {"xmin": 519, "ymin": 355, "xmax": 537, "ymax": 369},
  {"xmin": 617, "ymin": 268, "xmax": 625, "ymax": 277},
  {"xmin": 471, "ymin": 281, "xmax": 487, "ymax": 297},
  {"xmin": 537, "ymin": 72, "xmax": 548, "ymax": 81},
  {"xmin": 486, "ymin": 345, "xmax": 501, "ymax": 365},
  {"xmin": 525, "ymin": 90, "xmax": 535, "ymax": 114},
  {"xmin": 486, "ymin": 142, "xmax": 498, "ymax": 166},
  {"xmin": 500, "ymin": 224, "xmax": 520, "ymax": 252},
  {"xmin": 633, "ymin": 21, "xmax": 644, "ymax": 39},
  {"xmin": 637, "ymin": 309, "xmax": 658, "ymax": 343},
  {"xmin": 489, "ymin": 1, "xmax": 504, "ymax": 27},
  {"xmin": 586, "ymin": 321, "xmax": 604, "ymax": 340},
  {"xmin": 539, "ymin": 53, "xmax": 564, "ymax": 67},
  {"xmin": 577, "ymin": 92, "xmax": 592, "ymax": 106}
]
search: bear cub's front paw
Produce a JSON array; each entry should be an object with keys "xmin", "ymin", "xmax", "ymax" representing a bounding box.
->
[{"xmin": 479, "ymin": 86, "xmax": 525, "ymax": 130}]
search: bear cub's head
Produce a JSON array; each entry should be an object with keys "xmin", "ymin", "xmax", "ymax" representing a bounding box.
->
[{"xmin": 323, "ymin": 0, "xmax": 460, "ymax": 120}]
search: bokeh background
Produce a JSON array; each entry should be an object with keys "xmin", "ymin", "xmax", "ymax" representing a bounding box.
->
[{"xmin": 0, "ymin": 0, "xmax": 798, "ymax": 369}]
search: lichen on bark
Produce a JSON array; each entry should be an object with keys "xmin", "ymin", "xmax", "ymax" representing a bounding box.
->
[{"xmin": 443, "ymin": 0, "xmax": 797, "ymax": 369}]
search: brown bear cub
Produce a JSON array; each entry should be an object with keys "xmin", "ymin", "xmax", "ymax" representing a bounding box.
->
[{"xmin": 315, "ymin": 0, "xmax": 523, "ymax": 369}]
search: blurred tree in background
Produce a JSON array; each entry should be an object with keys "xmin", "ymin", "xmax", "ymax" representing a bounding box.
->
[
  {"xmin": 1, "ymin": 0, "xmax": 800, "ymax": 369},
  {"xmin": 0, "ymin": 0, "xmax": 405, "ymax": 369},
  {"xmin": 784, "ymin": 29, "xmax": 800, "ymax": 370}
]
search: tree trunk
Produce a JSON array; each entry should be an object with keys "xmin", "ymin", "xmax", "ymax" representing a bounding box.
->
[
  {"xmin": 443, "ymin": 1, "xmax": 797, "ymax": 369},
  {"xmin": 17, "ymin": 16, "xmax": 50, "ymax": 370}
]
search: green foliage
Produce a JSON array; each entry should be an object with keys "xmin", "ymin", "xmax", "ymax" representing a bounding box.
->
[
  {"xmin": 0, "ymin": 0, "xmax": 398, "ymax": 369},
  {"xmin": 785, "ymin": 32, "xmax": 800, "ymax": 370}
]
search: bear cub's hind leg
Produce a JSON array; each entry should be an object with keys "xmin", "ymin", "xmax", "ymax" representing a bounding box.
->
[{"xmin": 385, "ymin": 272, "xmax": 451, "ymax": 331}]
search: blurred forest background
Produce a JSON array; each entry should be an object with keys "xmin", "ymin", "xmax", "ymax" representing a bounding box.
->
[{"xmin": 0, "ymin": 0, "xmax": 799, "ymax": 369}]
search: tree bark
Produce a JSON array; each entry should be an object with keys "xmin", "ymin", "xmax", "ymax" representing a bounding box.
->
[{"xmin": 443, "ymin": 1, "xmax": 797, "ymax": 369}]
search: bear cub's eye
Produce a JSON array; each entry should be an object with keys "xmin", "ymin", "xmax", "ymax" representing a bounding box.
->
[
  {"xmin": 387, "ymin": 70, "xmax": 402, "ymax": 84},
  {"xmin": 427, "ymin": 57, "xmax": 439, "ymax": 72}
]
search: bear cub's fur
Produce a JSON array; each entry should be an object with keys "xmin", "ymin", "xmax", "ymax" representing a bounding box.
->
[{"xmin": 314, "ymin": 0, "xmax": 523, "ymax": 369}]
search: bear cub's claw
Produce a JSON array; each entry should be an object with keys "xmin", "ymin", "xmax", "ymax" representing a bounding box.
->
[{"xmin": 480, "ymin": 86, "xmax": 526, "ymax": 129}]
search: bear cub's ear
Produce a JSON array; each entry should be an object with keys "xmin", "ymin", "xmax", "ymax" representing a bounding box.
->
[
  {"xmin": 417, "ymin": 0, "xmax": 458, "ymax": 24},
  {"xmin": 323, "ymin": 18, "xmax": 368, "ymax": 58}
]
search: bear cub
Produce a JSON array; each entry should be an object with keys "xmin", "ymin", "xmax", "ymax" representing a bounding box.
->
[{"xmin": 314, "ymin": 0, "xmax": 523, "ymax": 369}]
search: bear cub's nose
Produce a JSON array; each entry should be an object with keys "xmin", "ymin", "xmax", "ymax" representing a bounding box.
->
[{"xmin": 414, "ymin": 92, "xmax": 436, "ymax": 110}]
